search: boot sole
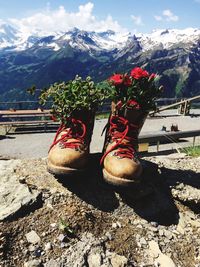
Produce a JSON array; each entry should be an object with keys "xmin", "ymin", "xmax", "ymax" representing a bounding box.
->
[
  {"xmin": 47, "ymin": 161, "xmax": 87, "ymax": 176},
  {"xmin": 102, "ymin": 168, "xmax": 140, "ymax": 187}
]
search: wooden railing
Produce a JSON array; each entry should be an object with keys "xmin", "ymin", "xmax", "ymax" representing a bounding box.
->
[
  {"xmin": 150, "ymin": 95, "xmax": 200, "ymax": 116},
  {"xmin": 139, "ymin": 129, "xmax": 200, "ymax": 152},
  {"xmin": 0, "ymin": 109, "xmax": 57, "ymax": 133}
]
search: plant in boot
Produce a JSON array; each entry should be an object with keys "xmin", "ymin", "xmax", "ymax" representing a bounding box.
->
[
  {"xmin": 101, "ymin": 67, "xmax": 163, "ymax": 186},
  {"xmin": 38, "ymin": 75, "xmax": 108, "ymax": 175}
]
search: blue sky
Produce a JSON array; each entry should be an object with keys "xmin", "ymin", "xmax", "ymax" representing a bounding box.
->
[{"xmin": 0, "ymin": 0, "xmax": 199, "ymax": 33}]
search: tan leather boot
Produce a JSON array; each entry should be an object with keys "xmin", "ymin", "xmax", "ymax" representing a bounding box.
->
[
  {"xmin": 101, "ymin": 101, "xmax": 147, "ymax": 186},
  {"xmin": 47, "ymin": 109, "xmax": 95, "ymax": 175}
]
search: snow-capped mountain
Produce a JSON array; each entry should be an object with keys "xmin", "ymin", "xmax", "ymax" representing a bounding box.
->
[
  {"xmin": 0, "ymin": 24, "xmax": 19, "ymax": 49},
  {"xmin": 0, "ymin": 24, "xmax": 199, "ymax": 53},
  {"xmin": 138, "ymin": 28, "xmax": 200, "ymax": 51},
  {"xmin": 0, "ymin": 25, "xmax": 199, "ymax": 101},
  {"xmin": 0, "ymin": 24, "xmax": 132, "ymax": 52}
]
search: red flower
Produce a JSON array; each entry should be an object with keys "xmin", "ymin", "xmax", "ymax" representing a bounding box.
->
[
  {"xmin": 130, "ymin": 67, "xmax": 149, "ymax": 79},
  {"xmin": 109, "ymin": 74, "xmax": 123, "ymax": 85},
  {"xmin": 109, "ymin": 74, "xmax": 131, "ymax": 87},
  {"xmin": 127, "ymin": 99, "xmax": 140, "ymax": 109}
]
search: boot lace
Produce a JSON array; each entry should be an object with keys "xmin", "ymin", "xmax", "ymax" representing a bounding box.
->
[
  {"xmin": 100, "ymin": 115, "xmax": 139, "ymax": 165},
  {"xmin": 49, "ymin": 117, "xmax": 86, "ymax": 152}
]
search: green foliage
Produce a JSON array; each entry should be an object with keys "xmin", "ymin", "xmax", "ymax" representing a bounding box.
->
[
  {"xmin": 180, "ymin": 146, "xmax": 200, "ymax": 157},
  {"xmin": 38, "ymin": 75, "xmax": 109, "ymax": 124},
  {"xmin": 128, "ymin": 77, "xmax": 163, "ymax": 111},
  {"xmin": 58, "ymin": 218, "xmax": 75, "ymax": 238}
]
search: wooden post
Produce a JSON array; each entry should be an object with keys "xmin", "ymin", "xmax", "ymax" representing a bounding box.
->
[
  {"xmin": 193, "ymin": 136, "xmax": 196, "ymax": 147},
  {"xmin": 157, "ymin": 141, "xmax": 160, "ymax": 152},
  {"xmin": 183, "ymin": 101, "xmax": 187, "ymax": 116}
]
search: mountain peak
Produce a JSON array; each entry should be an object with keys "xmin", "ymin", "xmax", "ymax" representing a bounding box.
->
[
  {"xmin": 139, "ymin": 28, "xmax": 200, "ymax": 50},
  {"xmin": 0, "ymin": 25, "xmax": 199, "ymax": 52}
]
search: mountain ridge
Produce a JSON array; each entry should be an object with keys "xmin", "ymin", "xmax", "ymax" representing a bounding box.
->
[
  {"xmin": 0, "ymin": 25, "xmax": 199, "ymax": 101},
  {"xmin": 0, "ymin": 24, "xmax": 199, "ymax": 52}
]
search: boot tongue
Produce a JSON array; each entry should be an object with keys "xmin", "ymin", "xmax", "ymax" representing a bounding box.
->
[
  {"xmin": 71, "ymin": 109, "xmax": 94, "ymax": 124},
  {"xmin": 70, "ymin": 109, "xmax": 95, "ymax": 143}
]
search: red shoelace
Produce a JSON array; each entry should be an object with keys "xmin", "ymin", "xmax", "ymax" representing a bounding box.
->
[
  {"xmin": 49, "ymin": 118, "xmax": 86, "ymax": 152},
  {"xmin": 100, "ymin": 115, "xmax": 139, "ymax": 165}
]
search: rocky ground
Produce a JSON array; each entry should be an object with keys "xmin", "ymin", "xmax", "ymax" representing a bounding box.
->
[{"xmin": 0, "ymin": 153, "xmax": 200, "ymax": 267}]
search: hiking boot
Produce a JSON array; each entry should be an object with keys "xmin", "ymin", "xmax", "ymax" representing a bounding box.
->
[
  {"xmin": 100, "ymin": 101, "xmax": 147, "ymax": 186},
  {"xmin": 47, "ymin": 109, "xmax": 95, "ymax": 175}
]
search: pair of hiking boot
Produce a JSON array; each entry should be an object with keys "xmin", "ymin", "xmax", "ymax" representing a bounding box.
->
[{"xmin": 47, "ymin": 101, "xmax": 147, "ymax": 186}]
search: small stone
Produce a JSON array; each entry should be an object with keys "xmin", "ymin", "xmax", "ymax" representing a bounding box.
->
[
  {"xmin": 159, "ymin": 241, "xmax": 165, "ymax": 247},
  {"xmin": 25, "ymin": 231, "xmax": 41, "ymax": 244},
  {"xmin": 60, "ymin": 242, "xmax": 66, "ymax": 248},
  {"xmin": 148, "ymin": 240, "xmax": 161, "ymax": 258},
  {"xmin": 176, "ymin": 225, "xmax": 185, "ymax": 235},
  {"xmin": 159, "ymin": 229, "xmax": 164, "ymax": 236},
  {"xmin": 190, "ymin": 219, "xmax": 200, "ymax": 228},
  {"xmin": 150, "ymin": 222, "xmax": 158, "ymax": 227},
  {"xmin": 163, "ymin": 230, "xmax": 173, "ymax": 240},
  {"xmin": 58, "ymin": 234, "xmax": 68, "ymax": 242},
  {"xmin": 135, "ymin": 234, "xmax": 141, "ymax": 242},
  {"xmin": 110, "ymin": 253, "xmax": 128, "ymax": 267},
  {"xmin": 87, "ymin": 253, "xmax": 102, "ymax": 267},
  {"xmin": 50, "ymin": 223, "xmax": 57, "ymax": 228},
  {"xmin": 46, "ymin": 203, "xmax": 53, "ymax": 209},
  {"xmin": 44, "ymin": 259, "xmax": 60, "ymax": 267},
  {"xmin": 155, "ymin": 253, "xmax": 176, "ymax": 267},
  {"xmin": 112, "ymin": 221, "xmax": 121, "ymax": 229},
  {"xmin": 151, "ymin": 227, "xmax": 158, "ymax": 232},
  {"xmin": 116, "ymin": 222, "xmax": 122, "ymax": 228},
  {"xmin": 44, "ymin": 242, "xmax": 52, "ymax": 251},
  {"xmin": 34, "ymin": 247, "xmax": 42, "ymax": 257},
  {"xmin": 105, "ymin": 232, "xmax": 112, "ymax": 241},
  {"xmin": 140, "ymin": 237, "xmax": 147, "ymax": 246},
  {"xmin": 176, "ymin": 183, "xmax": 184, "ymax": 190},
  {"xmin": 163, "ymin": 238, "xmax": 170, "ymax": 244},
  {"xmin": 112, "ymin": 223, "xmax": 118, "ymax": 229},
  {"xmin": 23, "ymin": 249, "xmax": 28, "ymax": 255},
  {"xmin": 28, "ymin": 244, "xmax": 36, "ymax": 252},
  {"xmin": 24, "ymin": 259, "xmax": 41, "ymax": 267}
]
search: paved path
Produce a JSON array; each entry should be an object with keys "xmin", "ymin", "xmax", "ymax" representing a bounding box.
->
[{"xmin": 0, "ymin": 110, "xmax": 200, "ymax": 159}]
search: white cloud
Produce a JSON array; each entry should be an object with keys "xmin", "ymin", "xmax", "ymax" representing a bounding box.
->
[
  {"xmin": 154, "ymin": 15, "xmax": 162, "ymax": 21},
  {"xmin": 154, "ymin": 9, "xmax": 179, "ymax": 22},
  {"xmin": 131, "ymin": 15, "xmax": 144, "ymax": 26},
  {"xmin": 163, "ymin": 9, "xmax": 179, "ymax": 21},
  {"xmin": 8, "ymin": 2, "xmax": 126, "ymax": 36}
]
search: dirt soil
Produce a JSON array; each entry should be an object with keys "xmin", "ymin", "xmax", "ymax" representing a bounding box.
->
[{"xmin": 1, "ymin": 154, "xmax": 200, "ymax": 267}]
